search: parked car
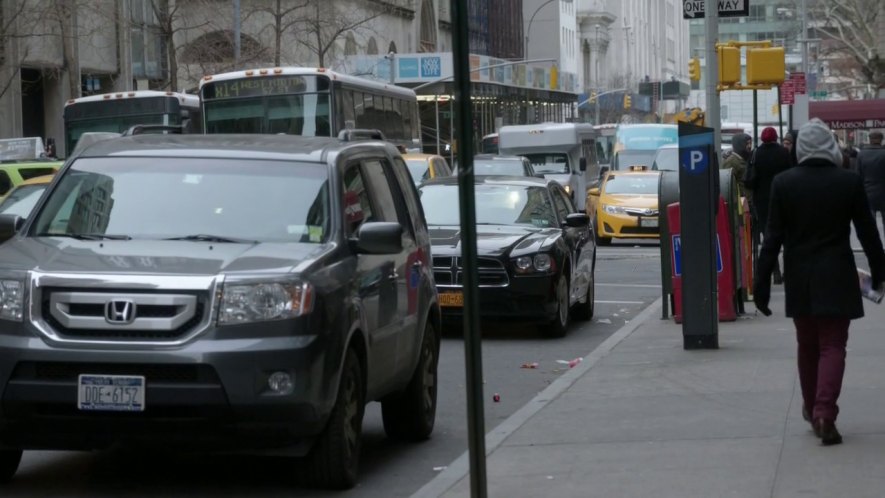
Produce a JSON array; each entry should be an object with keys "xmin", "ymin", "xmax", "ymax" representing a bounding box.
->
[
  {"xmin": 454, "ymin": 154, "xmax": 537, "ymax": 177},
  {"xmin": 588, "ymin": 166, "xmax": 661, "ymax": 245},
  {"xmin": 419, "ymin": 176, "xmax": 596, "ymax": 338},
  {"xmin": 0, "ymin": 175, "xmax": 55, "ymax": 219},
  {"xmin": 402, "ymin": 153, "xmax": 452, "ymax": 185},
  {"xmin": 0, "ymin": 133, "xmax": 440, "ymax": 489}
]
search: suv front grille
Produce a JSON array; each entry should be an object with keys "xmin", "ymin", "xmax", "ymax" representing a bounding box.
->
[
  {"xmin": 40, "ymin": 288, "xmax": 207, "ymax": 341},
  {"xmin": 432, "ymin": 256, "xmax": 509, "ymax": 287}
]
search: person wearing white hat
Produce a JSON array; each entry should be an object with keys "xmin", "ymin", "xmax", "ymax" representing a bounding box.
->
[{"xmin": 754, "ymin": 118, "xmax": 885, "ymax": 446}]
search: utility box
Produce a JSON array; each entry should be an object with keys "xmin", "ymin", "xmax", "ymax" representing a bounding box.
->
[{"xmin": 747, "ymin": 47, "xmax": 786, "ymax": 85}]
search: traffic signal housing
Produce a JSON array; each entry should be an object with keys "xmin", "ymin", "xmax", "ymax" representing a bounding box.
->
[
  {"xmin": 589, "ymin": 91, "xmax": 597, "ymax": 104},
  {"xmin": 688, "ymin": 57, "xmax": 701, "ymax": 81},
  {"xmin": 623, "ymin": 94, "xmax": 631, "ymax": 110},
  {"xmin": 747, "ymin": 47, "xmax": 786, "ymax": 84},
  {"xmin": 718, "ymin": 46, "xmax": 741, "ymax": 86}
]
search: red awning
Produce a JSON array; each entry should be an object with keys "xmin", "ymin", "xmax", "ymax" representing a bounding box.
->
[{"xmin": 809, "ymin": 99, "xmax": 885, "ymax": 130}]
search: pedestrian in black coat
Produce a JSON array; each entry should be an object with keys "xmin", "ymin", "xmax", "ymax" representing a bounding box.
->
[
  {"xmin": 744, "ymin": 127, "xmax": 792, "ymax": 283},
  {"xmin": 754, "ymin": 118, "xmax": 885, "ymax": 446}
]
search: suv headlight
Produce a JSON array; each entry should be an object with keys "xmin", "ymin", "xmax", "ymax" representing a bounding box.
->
[
  {"xmin": 219, "ymin": 281, "xmax": 313, "ymax": 325},
  {"xmin": 603, "ymin": 204, "xmax": 625, "ymax": 214},
  {"xmin": 513, "ymin": 254, "xmax": 555, "ymax": 274},
  {"xmin": 0, "ymin": 279, "xmax": 24, "ymax": 322}
]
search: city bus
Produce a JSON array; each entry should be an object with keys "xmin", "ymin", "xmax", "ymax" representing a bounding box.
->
[
  {"xmin": 198, "ymin": 67, "xmax": 421, "ymax": 150},
  {"xmin": 63, "ymin": 91, "xmax": 202, "ymax": 156}
]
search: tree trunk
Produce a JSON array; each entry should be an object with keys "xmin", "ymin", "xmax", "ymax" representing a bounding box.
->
[
  {"xmin": 167, "ymin": 27, "xmax": 178, "ymax": 91},
  {"xmin": 56, "ymin": 0, "xmax": 80, "ymax": 99},
  {"xmin": 274, "ymin": 0, "xmax": 281, "ymax": 65}
]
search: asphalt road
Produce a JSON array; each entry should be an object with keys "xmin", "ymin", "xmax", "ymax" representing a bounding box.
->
[{"xmin": 2, "ymin": 240, "xmax": 663, "ymax": 498}]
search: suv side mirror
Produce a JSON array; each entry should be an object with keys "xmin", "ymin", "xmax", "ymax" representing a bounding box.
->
[
  {"xmin": 564, "ymin": 213, "xmax": 590, "ymax": 228},
  {"xmin": 579, "ymin": 157, "xmax": 587, "ymax": 172},
  {"xmin": 588, "ymin": 187, "xmax": 601, "ymax": 196},
  {"xmin": 0, "ymin": 214, "xmax": 24, "ymax": 243},
  {"xmin": 356, "ymin": 222, "xmax": 402, "ymax": 254}
]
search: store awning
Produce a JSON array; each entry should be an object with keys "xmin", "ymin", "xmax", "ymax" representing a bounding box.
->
[{"xmin": 809, "ymin": 99, "xmax": 885, "ymax": 130}]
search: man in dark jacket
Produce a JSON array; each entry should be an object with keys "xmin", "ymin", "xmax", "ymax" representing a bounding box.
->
[
  {"xmin": 744, "ymin": 127, "xmax": 792, "ymax": 283},
  {"xmin": 754, "ymin": 118, "xmax": 885, "ymax": 446},
  {"xmin": 857, "ymin": 130, "xmax": 885, "ymax": 240}
]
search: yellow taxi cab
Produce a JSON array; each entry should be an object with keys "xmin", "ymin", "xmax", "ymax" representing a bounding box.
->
[
  {"xmin": 0, "ymin": 137, "xmax": 62, "ymax": 201},
  {"xmin": 401, "ymin": 153, "xmax": 452, "ymax": 186},
  {"xmin": 0, "ymin": 174, "xmax": 55, "ymax": 218},
  {"xmin": 587, "ymin": 165, "xmax": 660, "ymax": 245}
]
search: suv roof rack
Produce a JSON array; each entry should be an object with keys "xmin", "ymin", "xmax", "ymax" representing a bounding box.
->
[
  {"xmin": 122, "ymin": 124, "xmax": 185, "ymax": 136},
  {"xmin": 338, "ymin": 129, "xmax": 386, "ymax": 142}
]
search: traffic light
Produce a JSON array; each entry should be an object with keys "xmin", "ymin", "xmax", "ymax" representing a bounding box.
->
[
  {"xmin": 688, "ymin": 57, "xmax": 701, "ymax": 81},
  {"xmin": 589, "ymin": 91, "xmax": 597, "ymax": 104},
  {"xmin": 747, "ymin": 47, "xmax": 786, "ymax": 84},
  {"xmin": 718, "ymin": 46, "xmax": 741, "ymax": 85},
  {"xmin": 623, "ymin": 94, "xmax": 631, "ymax": 110}
]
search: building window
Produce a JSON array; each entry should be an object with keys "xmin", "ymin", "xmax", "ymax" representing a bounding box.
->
[
  {"xmin": 749, "ymin": 5, "xmax": 766, "ymax": 21},
  {"xmin": 130, "ymin": 0, "xmax": 163, "ymax": 80}
]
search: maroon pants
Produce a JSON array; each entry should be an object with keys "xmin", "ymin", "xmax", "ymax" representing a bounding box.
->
[{"xmin": 793, "ymin": 316, "xmax": 850, "ymax": 422}]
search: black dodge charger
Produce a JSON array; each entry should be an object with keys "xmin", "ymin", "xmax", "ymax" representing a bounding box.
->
[{"xmin": 418, "ymin": 176, "xmax": 596, "ymax": 337}]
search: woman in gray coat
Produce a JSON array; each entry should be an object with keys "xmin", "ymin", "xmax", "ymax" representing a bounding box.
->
[{"xmin": 754, "ymin": 119, "xmax": 885, "ymax": 446}]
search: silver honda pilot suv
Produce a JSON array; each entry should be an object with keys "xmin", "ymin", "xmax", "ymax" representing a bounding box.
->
[{"xmin": 0, "ymin": 134, "xmax": 440, "ymax": 489}]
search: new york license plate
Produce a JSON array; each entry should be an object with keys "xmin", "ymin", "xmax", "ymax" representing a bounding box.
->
[
  {"xmin": 640, "ymin": 218, "xmax": 658, "ymax": 228},
  {"xmin": 78, "ymin": 374, "xmax": 145, "ymax": 412},
  {"xmin": 439, "ymin": 292, "xmax": 464, "ymax": 307}
]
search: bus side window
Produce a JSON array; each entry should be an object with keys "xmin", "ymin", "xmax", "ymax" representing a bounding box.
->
[{"xmin": 341, "ymin": 89, "xmax": 355, "ymax": 129}]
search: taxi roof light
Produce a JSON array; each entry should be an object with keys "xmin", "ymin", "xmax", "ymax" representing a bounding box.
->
[{"xmin": 629, "ymin": 165, "xmax": 649, "ymax": 171}]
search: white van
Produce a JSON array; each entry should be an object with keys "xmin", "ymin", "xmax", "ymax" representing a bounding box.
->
[{"xmin": 498, "ymin": 123, "xmax": 599, "ymax": 211}]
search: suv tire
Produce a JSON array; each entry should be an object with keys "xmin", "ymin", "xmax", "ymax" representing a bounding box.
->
[
  {"xmin": 382, "ymin": 321, "xmax": 439, "ymax": 441},
  {"xmin": 0, "ymin": 449, "xmax": 21, "ymax": 483},
  {"xmin": 308, "ymin": 348, "xmax": 365, "ymax": 489}
]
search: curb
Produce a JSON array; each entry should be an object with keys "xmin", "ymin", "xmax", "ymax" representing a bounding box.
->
[{"xmin": 411, "ymin": 297, "xmax": 664, "ymax": 498}]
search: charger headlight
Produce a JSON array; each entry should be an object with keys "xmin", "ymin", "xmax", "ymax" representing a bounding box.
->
[
  {"xmin": 0, "ymin": 279, "xmax": 24, "ymax": 322},
  {"xmin": 219, "ymin": 281, "xmax": 313, "ymax": 325}
]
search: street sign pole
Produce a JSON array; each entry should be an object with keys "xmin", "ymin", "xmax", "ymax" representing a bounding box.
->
[
  {"xmin": 450, "ymin": 0, "xmax": 488, "ymax": 496},
  {"xmin": 704, "ymin": 0, "xmax": 721, "ymax": 162},
  {"xmin": 678, "ymin": 122, "xmax": 719, "ymax": 349}
]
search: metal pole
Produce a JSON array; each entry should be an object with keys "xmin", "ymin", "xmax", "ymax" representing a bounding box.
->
[
  {"xmin": 450, "ymin": 0, "xmax": 488, "ymax": 494},
  {"xmin": 801, "ymin": 0, "xmax": 808, "ymax": 74},
  {"xmin": 389, "ymin": 52, "xmax": 396, "ymax": 85},
  {"xmin": 435, "ymin": 96, "xmax": 441, "ymax": 154},
  {"xmin": 704, "ymin": 0, "xmax": 720, "ymax": 161},
  {"xmin": 752, "ymin": 89, "xmax": 758, "ymax": 148},
  {"xmin": 595, "ymin": 90, "xmax": 600, "ymax": 125},
  {"xmin": 777, "ymin": 86, "xmax": 784, "ymax": 141},
  {"xmin": 233, "ymin": 0, "xmax": 241, "ymax": 66}
]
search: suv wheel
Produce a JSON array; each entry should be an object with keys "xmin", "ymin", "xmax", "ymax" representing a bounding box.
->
[
  {"xmin": 572, "ymin": 274, "xmax": 595, "ymax": 321},
  {"xmin": 543, "ymin": 275, "xmax": 570, "ymax": 338},
  {"xmin": 0, "ymin": 449, "xmax": 21, "ymax": 483},
  {"xmin": 308, "ymin": 348, "xmax": 365, "ymax": 489},
  {"xmin": 382, "ymin": 321, "xmax": 439, "ymax": 441}
]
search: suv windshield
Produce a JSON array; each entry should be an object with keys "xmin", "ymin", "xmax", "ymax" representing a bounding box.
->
[
  {"xmin": 523, "ymin": 153, "xmax": 569, "ymax": 175},
  {"xmin": 31, "ymin": 158, "xmax": 330, "ymax": 243}
]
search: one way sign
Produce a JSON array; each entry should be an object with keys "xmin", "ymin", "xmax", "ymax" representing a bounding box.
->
[{"xmin": 683, "ymin": 0, "xmax": 750, "ymax": 19}]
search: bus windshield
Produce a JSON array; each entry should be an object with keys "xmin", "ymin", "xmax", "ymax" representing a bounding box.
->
[
  {"xmin": 67, "ymin": 114, "xmax": 169, "ymax": 152},
  {"xmin": 203, "ymin": 94, "xmax": 331, "ymax": 135}
]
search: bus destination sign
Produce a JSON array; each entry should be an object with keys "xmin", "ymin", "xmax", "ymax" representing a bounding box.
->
[{"xmin": 204, "ymin": 75, "xmax": 311, "ymax": 99}]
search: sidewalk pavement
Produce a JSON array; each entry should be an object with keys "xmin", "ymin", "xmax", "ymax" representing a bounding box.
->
[{"xmin": 415, "ymin": 290, "xmax": 885, "ymax": 498}]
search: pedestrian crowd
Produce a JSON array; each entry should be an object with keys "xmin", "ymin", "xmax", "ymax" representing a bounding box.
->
[{"xmin": 722, "ymin": 119, "xmax": 885, "ymax": 447}]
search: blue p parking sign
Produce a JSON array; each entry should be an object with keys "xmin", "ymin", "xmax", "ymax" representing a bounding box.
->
[{"xmin": 680, "ymin": 147, "xmax": 708, "ymax": 175}]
